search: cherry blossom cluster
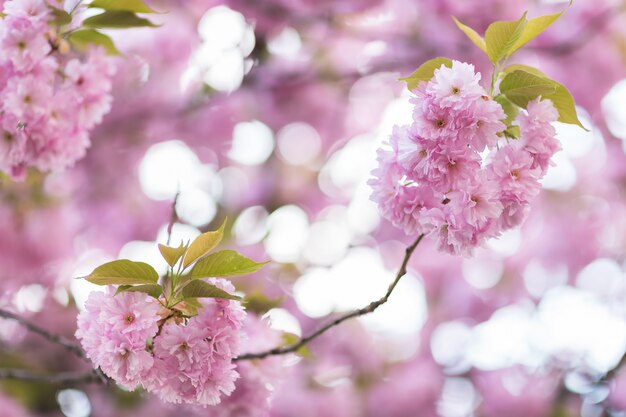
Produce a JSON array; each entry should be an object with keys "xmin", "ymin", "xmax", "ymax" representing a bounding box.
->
[
  {"xmin": 370, "ymin": 61, "xmax": 560, "ymax": 255},
  {"xmin": 76, "ymin": 278, "xmax": 246, "ymax": 406},
  {"xmin": 0, "ymin": 0, "xmax": 116, "ymax": 180}
]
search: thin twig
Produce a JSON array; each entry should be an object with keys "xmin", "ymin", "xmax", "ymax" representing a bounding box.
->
[
  {"xmin": 0, "ymin": 309, "xmax": 86, "ymax": 360},
  {"xmin": 0, "ymin": 308, "xmax": 108, "ymax": 384},
  {"xmin": 234, "ymin": 234, "xmax": 425, "ymax": 361},
  {"xmin": 0, "ymin": 369, "xmax": 101, "ymax": 385},
  {"xmin": 166, "ymin": 190, "xmax": 180, "ymax": 246}
]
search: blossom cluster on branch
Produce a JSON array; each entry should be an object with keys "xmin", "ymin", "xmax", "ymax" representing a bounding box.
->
[
  {"xmin": 0, "ymin": 0, "xmax": 116, "ymax": 179},
  {"xmin": 370, "ymin": 62, "xmax": 560, "ymax": 255}
]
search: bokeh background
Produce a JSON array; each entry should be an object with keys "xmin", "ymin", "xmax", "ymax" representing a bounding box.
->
[{"xmin": 2, "ymin": 0, "xmax": 626, "ymax": 416}]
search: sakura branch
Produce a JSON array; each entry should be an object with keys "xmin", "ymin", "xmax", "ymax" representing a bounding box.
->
[
  {"xmin": 0, "ymin": 369, "xmax": 102, "ymax": 385},
  {"xmin": 235, "ymin": 234, "xmax": 425, "ymax": 361},
  {"xmin": 0, "ymin": 308, "xmax": 108, "ymax": 385},
  {"xmin": 0, "ymin": 308, "xmax": 86, "ymax": 360}
]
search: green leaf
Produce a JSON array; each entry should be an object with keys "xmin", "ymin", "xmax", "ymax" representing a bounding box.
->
[
  {"xmin": 502, "ymin": 65, "xmax": 587, "ymax": 130},
  {"xmin": 49, "ymin": 7, "xmax": 71, "ymax": 25},
  {"xmin": 452, "ymin": 16, "xmax": 486, "ymax": 52},
  {"xmin": 494, "ymin": 94, "xmax": 519, "ymax": 125},
  {"xmin": 82, "ymin": 260, "xmax": 159, "ymax": 286},
  {"xmin": 180, "ymin": 280, "xmax": 241, "ymax": 301},
  {"xmin": 158, "ymin": 242, "xmax": 188, "ymax": 267},
  {"xmin": 399, "ymin": 57, "xmax": 453, "ymax": 91},
  {"xmin": 182, "ymin": 219, "xmax": 227, "ymax": 268},
  {"xmin": 544, "ymin": 81, "xmax": 587, "ymax": 130},
  {"xmin": 68, "ymin": 29, "xmax": 120, "ymax": 55},
  {"xmin": 485, "ymin": 12, "xmax": 528, "ymax": 63},
  {"xmin": 502, "ymin": 64, "xmax": 546, "ymax": 78},
  {"xmin": 82, "ymin": 10, "xmax": 158, "ymax": 28},
  {"xmin": 189, "ymin": 250, "xmax": 268, "ymax": 279},
  {"xmin": 116, "ymin": 284, "xmax": 162, "ymax": 298},
  {"xmin": 509, "ymin": 3, "xmax": 571, "ymax": 55},
  {"xmin": 499, "ymin": 70, "xmax": 556, "ymax": 108},
  {"xmin": 89, "ymin": 0, "xmax": 156, "ymax": 13}
]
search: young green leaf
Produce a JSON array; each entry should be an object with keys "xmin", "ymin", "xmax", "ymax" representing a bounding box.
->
[
  {"xmin": 189, "ymin": 250, "xmax": 268, "ymax": 279},
  {"xmin": 182, "ymin": 219, "xmax": 227, "ymax": 268},
  {"xmin": 158, "ymin": 242, "xmax": 188, "ymax": 267},
  {"xmin": 68, "ymin": 29, "xmax": 120, "ymax": 55},
  {"xmin": 502, "ymin": 64, "xmax": 546, "ymax": 78},
  {"xmin": 82, "ymin": 260, "xmax": 159, "ymax": 286},
  {"xmin": 180, "ymin": 280, "xmax": 241, "ymax": 301},
  {"xmin": 49, "ymin": 7, "xmax": 71, "ymax": 26},
  {"xmin": 451, "ymin": 17, "xmax": 486, "ymax": 53},
  {"xmin": 485, "ymin": 12, "xmax": 528, "ymax": 63},
  {"xmin": 544, "ymin": 81, "xmax": 587, "ymax": 130},
  {"xmin": 499, "ymin": 70, "xmax": 556, "ymax": 108},
  {"xmin": 502, "ymin": 65, "xmax": 587, "ymax": 130},
  {"xmin": 399, "ymin": 57, "xmax": 453, "ymax": 91},
  {"xmin": 83, "ymin": 10, "xmax": 158, "ymax": 29},
  {"xmin": 494, "ymin": 95, "xmax": 519, "ymax": 126},
  {"xmin": 89, "ymin": 0, "xmax": 156, "ymax": 13},
  {"xmin": 509, "ymin": 3, "xmax": 571, "ymax": 55},
  {"xmin": 116, "ymin": 284, "xmax": 162, "ymax": 298}
]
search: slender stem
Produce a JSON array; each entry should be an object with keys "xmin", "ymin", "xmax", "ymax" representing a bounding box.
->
[
  {"xmin": 234, "ymin": 234, "xmax": 425, "ymax": 361},
  {"xmin": 0, "ymin": 309, "xmax": 86, "ymax": 361},
  {"xmin": 166, "ymin": 190, "xmax": 180, "ymax": 246},
  {"xmin": 0, "ymin": 369, "xmax": 101, "ymax": 385},
  {"xmin": 489, "ymin": 62, "xmax": 500, "ymax": 97}
]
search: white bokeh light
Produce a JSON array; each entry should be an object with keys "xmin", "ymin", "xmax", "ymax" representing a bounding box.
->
[
  {"xmin": 277, "ymin": 122, "xmax": 321, "ymax": 166},
  {"xmin": 265, "ymin": 308, "xmax": 302, "ymax": 337},
  {"xmin": 139, "ymin": 140, "xmax": 200, "ymax": 201},
  {"xmin": 431, "ymin": 321, "xmax": 472, "ymax": 369},
  {"xmin": 303, "ymin": 220, "xmax": 351, "ymax": 266},
  {"xmin": 267, "ymin": 27, "xmax": 302, "ymax": 57},
  {"xmin": 293, "ymin": 247, "xmax": 427, "ymax": 345},
  {"xmin": 264, "ymin": 205, "xmax": 310, "ymax": 263},
  {"xmin": 185, "ymin": 6, "xmax": 255, "ymax": 92},
  {"xmin": 57, "ymin": 389, "xmax": 91, "ymax": 417},
  {"xmin": 139, "ymin": 141, "xmax": 220, "ymax": 227},
  {"xmin": 602, "ymin": 79, "xmax": 626, "ymax": 142},
  {"xmin": 540, "ymin": 151, "xmax": 577, "ymax": 192},
  {"xmin": 229, "ymin": 120, "xmax": 275, "ymax": 166},
  {"xmin": 233, "ymin": 205, "xmax": 269, "ymax": 246},
  {"xmin": 462, "ymin": 255, "xmax": 503, "ymax": 290}
]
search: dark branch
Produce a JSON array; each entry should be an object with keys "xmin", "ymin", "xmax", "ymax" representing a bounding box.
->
[
  {"xmin": 0, "ymin": 309, "xmax": 108, "ymax": 384},
  {"xmin": 234, "ymin": 234, "xmax": 425, "ymax": 361},
  {"xmin": 0, "ymin": 309, "xmax": 86, "ymax": 360},
  {"xmin": 0, "ymin": 369, "xmax": 101, "ymax": 385}
]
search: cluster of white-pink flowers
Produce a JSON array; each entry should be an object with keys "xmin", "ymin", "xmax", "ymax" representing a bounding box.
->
[
  {"xmin": 0, "ymin": 0, "xmax": 115, "ymax": 180},
  {"xmin": 76, "ymin": 278, "xmax": 246, "ymax": 406},
  {"xmin": 370, "ymin": 61, "xmax": 560, "ymax": 255}
]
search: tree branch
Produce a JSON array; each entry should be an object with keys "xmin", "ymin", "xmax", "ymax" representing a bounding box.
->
[
  {"xmin": 0, "ymin": 309, "xmax": 86, "ymax": 360},
  {"xmin": 0, "ymin": 308, "xmax": 108, "ymax": 384},
  {"xmin": 0, "ymin": 369, "xmax": 101, "ymax": 385},
  {"xmin": 234, "ymin": 234, "xmax": 425, "ymax": 361}
]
